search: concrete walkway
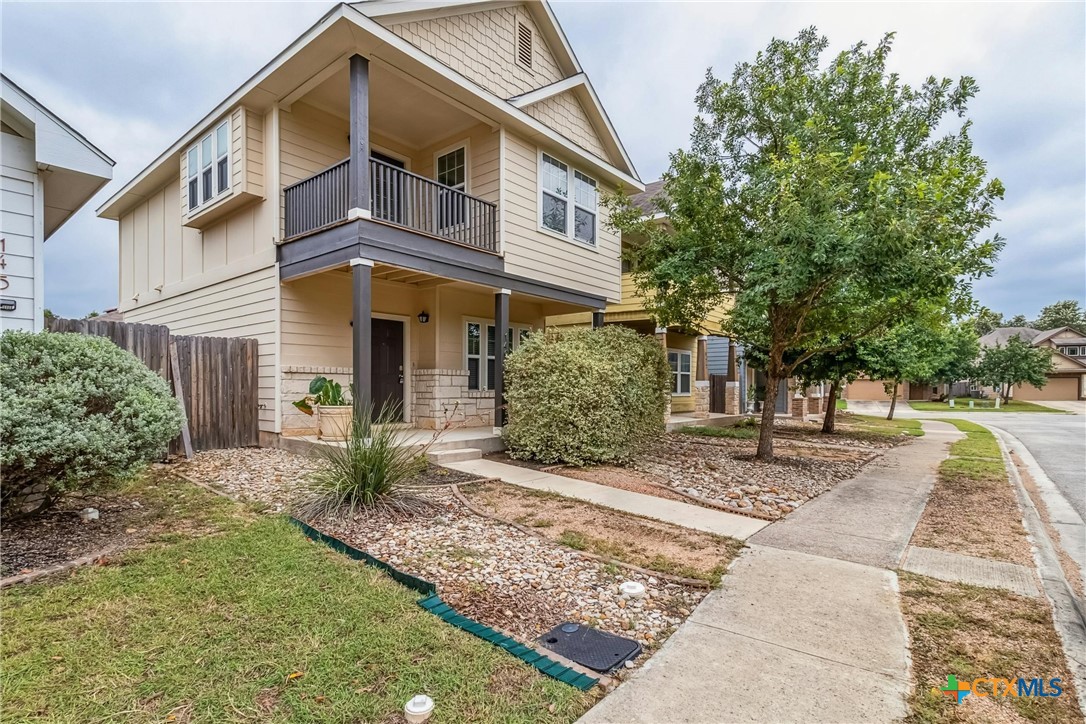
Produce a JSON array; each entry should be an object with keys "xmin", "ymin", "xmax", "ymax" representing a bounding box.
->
[
  {"xmin": 443, "ymin": 458, "xmax": 769, "ymax": 540},
  {"xmin": 902, "ymin": 545, "xmax": 1040, "ymax": 597},
  {"xmin": 580, "ymin": 421, "xmax": 959, "ymax": 723}
]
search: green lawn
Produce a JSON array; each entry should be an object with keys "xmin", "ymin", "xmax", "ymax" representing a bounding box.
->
[
  {"xmin": 935, "ymin": 418, "xmax": 1003, "ymax": 460},
  {"xmin": 908, "ymin": 399, "xmax": 1064, "ymax": 413},
  {"xmin": 835, "ymin": 399, "xmax": 847, "ymax": 411},
  {"xmin": 845, "ymin": 414, "xmax": 925, "ymax": 437},
  {"xmin": 2, "ymin": 485, "xmax": 594, "ymax": 722}
]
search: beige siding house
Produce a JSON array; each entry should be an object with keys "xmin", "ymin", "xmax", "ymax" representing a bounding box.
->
[
  {"xmin": 98, "ymin": 0, "xmax": 641, "ymax": 439},
  {"xmin": 978, "ymin": 326, "xmax": 1086, "ymax": 401}
]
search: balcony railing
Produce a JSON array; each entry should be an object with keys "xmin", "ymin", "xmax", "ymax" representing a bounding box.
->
[{"xmin": 283, "ymin": 157, "xmax": 498, "ymax": 253}]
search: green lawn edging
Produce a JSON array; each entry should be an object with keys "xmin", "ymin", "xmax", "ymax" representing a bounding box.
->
[{"xmin": 289, "ymin": 518, "xmax": 599, "ymax": 691}]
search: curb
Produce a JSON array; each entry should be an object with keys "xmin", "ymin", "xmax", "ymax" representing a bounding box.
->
[{"xmin": 985, "ymin": 424, "xmax": 1086, "ymax": 717}]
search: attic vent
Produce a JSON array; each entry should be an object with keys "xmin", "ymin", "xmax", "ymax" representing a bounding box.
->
[{"xmin": 516, "ymin": 20, "xmax": 533, "ymax": 69}]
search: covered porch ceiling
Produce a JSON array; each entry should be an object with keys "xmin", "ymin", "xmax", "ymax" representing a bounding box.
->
[
  {"xmin": 294, "ymin": 262, "xmax": 594, "ymax": 316},
  {"xmin": 298, "ymin": 61, "xmax": 482, "ymax": 150}
]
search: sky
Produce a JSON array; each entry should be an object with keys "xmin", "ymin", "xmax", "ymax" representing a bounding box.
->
[{"xmin": 3, "ymin": 0, "xmax": 1083, "ymax": 321}]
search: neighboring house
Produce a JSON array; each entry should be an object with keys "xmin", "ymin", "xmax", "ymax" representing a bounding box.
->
[
  {"xmin": 1, "ymin": 75, "xmax": 114, "ymax": 332},
  {"xmin": 843, "ymin": 378, "xmax": 948, "ymax": 403},
  {"xmin": 97, "ymin": 0, "xmax": 641, "ymax": 439},
  {"xmin": 977, "ymin": 326, "xmax": 1086, "ymax": 401},
  {"xmin": 547, "ymin": 179, "xmax": 736, "ymax": 416}
]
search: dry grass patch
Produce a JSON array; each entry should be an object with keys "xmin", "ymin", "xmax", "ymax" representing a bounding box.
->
[
  {"xmin": 911, "ymin": 422, "xmax": 1032, "ymax": 566},
  {"xmin": 461, "ymin": 482, "xmax": 743, "ymax": 585},
  {"xmin": 900, "ymin": 573, "xmax": 1081, "ymax": 724}
]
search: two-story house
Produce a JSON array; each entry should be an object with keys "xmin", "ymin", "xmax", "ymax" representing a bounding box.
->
[
  {"xmin": 976, "ymin": 326, "xmax": 1086, "ymax": 401},
  {"xmin": 98, "ymin": 0, "xmax": 642, "ymax": 440}
]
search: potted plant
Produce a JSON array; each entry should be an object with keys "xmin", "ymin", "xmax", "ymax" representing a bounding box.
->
[
  {"xmin": 753, "ymin": 385, "xmax": 766, "ymax": 413},
  {"xmin": 293, "ymin": 376, "xmax": 352, "ymax": 441}
]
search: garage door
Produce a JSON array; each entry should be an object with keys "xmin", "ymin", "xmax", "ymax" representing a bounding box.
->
[
  {"xmin": 845, "ymin": 380, "xmax": 899, "ymax": 401},
  {"xmin": 1014, "ymin": 376, "xmax": 1082, "ymax": 401}
]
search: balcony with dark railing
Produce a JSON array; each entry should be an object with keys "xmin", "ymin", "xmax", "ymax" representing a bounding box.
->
[{"xmin": 283, "ymin": 157, "xmax": 498, "ymax": 253}]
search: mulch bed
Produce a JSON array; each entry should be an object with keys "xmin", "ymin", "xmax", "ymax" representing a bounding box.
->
[{"xmin": 1, "ymin": 493, "xmax": 151, "ymax": 578}]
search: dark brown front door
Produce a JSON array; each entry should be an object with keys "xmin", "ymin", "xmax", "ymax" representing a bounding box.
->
[{"xmin": 371, "ymin": 318, "xmax": 404, "ymax": 421}]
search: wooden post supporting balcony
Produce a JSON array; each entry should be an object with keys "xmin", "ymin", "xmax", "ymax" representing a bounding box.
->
[
  {"xmin": 351, "ymin": 258, "xmax": 373, "ymax": 421},
  {"xmin": 494, "ymin": 289, "xmax": 510, "ymax": 427},
  {"xmin": 592, "ymin": 310, "xmax": 605, "ymax": 328},
  {"xmin": 348, "ymin": 54, "xmax": 370, "ymax": 218},
  {"xmin": 696, "ymin": 336, "xmax": 709, "ymax": 381}
]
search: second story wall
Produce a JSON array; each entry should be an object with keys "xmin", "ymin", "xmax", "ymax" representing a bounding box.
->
[{"xmin": 502, "ymin": 130, "xmax": 621, "ymax": 303}]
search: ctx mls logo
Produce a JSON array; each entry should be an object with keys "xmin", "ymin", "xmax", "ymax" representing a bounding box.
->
[{"xmin": 936, "ymin": 675, "xmax": 1064, "ymax": 704}]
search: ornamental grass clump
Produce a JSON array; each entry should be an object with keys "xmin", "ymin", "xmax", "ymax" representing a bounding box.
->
[
  {"xmin": 293, "ymin": 402, "xmax": 438, "ymax": 520},
  {"xmin": 503, "ymin": 326, "xmax": 671, "ymax": 466},
  {"xmin": 0, "ymin": 331, "xmax": 184, "ymax": 518}
]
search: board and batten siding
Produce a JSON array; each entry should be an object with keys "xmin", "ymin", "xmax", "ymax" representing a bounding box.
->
[
  {"xmin": 0, "ymin": 131, "xmax": 41, "ymax": 331},
  {"xmin": 502, "ymin": 131, "xmax": 621, "ymax": 303},
  {"xmin": 124, "ymin": 266, "xmax": 279, "ymax": 432}
]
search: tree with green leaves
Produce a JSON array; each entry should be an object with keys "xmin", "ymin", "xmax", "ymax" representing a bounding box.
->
[
  {"xmin": 929, "ymin": 323, "xmax": 980, "ymax": 389},
  {"xmin": 858, "ymin": 319, "xmax": 951, "ymax": 420},
  {"xmin": 970, "ymin": 306, "xmax": 1004, "ymax": 336},
  {"xmin": 606, "ymin": 29, "xmax": 1004, "ymax": 459},
  {"xmin": 1006, "ymin": 314, "xmax": 1029, "ymax": 327},
  {"xmin": 974, "ymin": 335, "xmax": 1054, "ymax": 403},
  {"xmin": 1032, "ymin": 300, "xmax": 1086, "ymax": 332},
  {"xmin": 794, "ymin": 345, "xmax": 865, "ymax": 433}
]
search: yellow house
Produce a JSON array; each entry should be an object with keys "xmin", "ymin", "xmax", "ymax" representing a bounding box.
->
[
  {"xmin": 97, "ymin": 1, "xmax": 642, "ymax": 440},
  {"xmin": 548, "ymin": 180, "xmax": 736, "ymax": 416}
]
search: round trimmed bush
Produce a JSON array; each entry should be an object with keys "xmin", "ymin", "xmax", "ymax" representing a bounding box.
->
[
  {"xmin": 503, "ymin": 326, "xmax": 670, "ymax": 465},
  {"xmin": 0, "ymin": 331, "xmax": 184, "ymax": 517}
]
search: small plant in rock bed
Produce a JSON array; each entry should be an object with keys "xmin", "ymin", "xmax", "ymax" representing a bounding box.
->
[{"xmin": 294, "ymin": 402, "xmax": 439, "ymax": 519}]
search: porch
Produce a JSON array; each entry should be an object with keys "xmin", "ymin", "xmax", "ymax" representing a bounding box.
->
[{"xmin": 277, "ymin": 262, "xmax": 602, "ymax": 437}]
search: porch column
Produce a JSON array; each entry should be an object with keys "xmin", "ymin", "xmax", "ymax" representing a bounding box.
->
[
  {"xmin": 493, "ymin": 289, "xmax": 510, "ymax": 427},
  {"xmin": 726, "ymin": 340, "xmax": 738, "ymax": 382},
  {"xmin": 348, "ymin": 54, "xmax": 370, "ymax": 218},
  {"xmin": 656, "ymin": 327, "xmax": 671, "ymax": 420},
  {"xmin": 694, "ymin": 335, "xmax": 710, "ymax": 418},
  {"xmin": 592, "ymin": 310, "xmax": 605, "ymax": 328},
  {"xmin": 351, "ymin": 258, "xmax": 373, "ymax": 420},
  {"xmin": 696, "ymin": 336, "xmax": 709, "ymax": 381}
]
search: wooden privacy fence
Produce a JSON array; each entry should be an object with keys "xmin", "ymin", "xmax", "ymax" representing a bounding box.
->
[{"xmin": 46, "ymin": 317, "xmax": 260, "ymax": 454}]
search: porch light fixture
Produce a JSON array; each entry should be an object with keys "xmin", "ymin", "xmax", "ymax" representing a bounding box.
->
[{"xmin": 417, "ymin": 311, "xmax": 430, "ymax": 324}]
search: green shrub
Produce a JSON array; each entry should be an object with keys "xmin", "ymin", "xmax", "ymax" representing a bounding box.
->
[
  {"xmin": 0, "ymin": 331, "xmax": 184, "ymax": 517},
  {"xmin": 293, "ymin": 402, "xmax": 430, "ymax": 519},
  {"xmin": 503, "ymin": 326, "xmax": 670, "ymax": 465}
]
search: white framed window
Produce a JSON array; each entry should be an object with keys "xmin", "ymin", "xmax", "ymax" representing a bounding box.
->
[
  {"xmin": 668, "ymin": 349, "xmax": 692, "ymax": 396},
  {"xmin": 465, "ymin": 319, "xmax": 532, "ymax": 391},
  {"xmin": 436, "ymin": 144, "xmax": 468, "ymax": 230},
  {"xmin": 539, "ymin": 152, "xmax": 598, "ymax": 248},
  {"xmin": 187, "ymin": 119, "xmax": 230, "ymax": 211}
]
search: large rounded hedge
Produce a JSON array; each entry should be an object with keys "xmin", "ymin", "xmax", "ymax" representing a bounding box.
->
[
  {"xmin": 0, "ymin": 331, "xmax": 184, "ymax": 517},
  {"xmin": 503, "ymin": 325, "xmax": 670, "ymax": 465}
]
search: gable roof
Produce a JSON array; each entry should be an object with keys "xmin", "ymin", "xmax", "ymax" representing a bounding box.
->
[
  {"xmin": 1031, "ymin": 326, "xmax": 1086, "ymax": 345},
  {"xmin": 99, "ymin": 2, "xmax": 641, "ymax": 220},
  {"xmin": 978, "ymin": 327, "xmax": 1043, "ymax": 348},
  {"xmin": 629, "ymin": 179, "xmax": 665, "ymax": 215}
]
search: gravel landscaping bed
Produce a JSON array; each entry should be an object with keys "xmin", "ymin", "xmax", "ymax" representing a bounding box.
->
[
  {"xmin": 631, "ymin": 433, "xmax": 876, "ymax": 519},
  {"xmin": 172, "ymin": 447, "xmax": 478, "ymax": 513},
  {"xmin": 176, "ymin": 447, "xmax": 705, "ymax": 663},
  {"xmin": 315, "ymin": 498, "xmax": 706, "ymax": 656}
]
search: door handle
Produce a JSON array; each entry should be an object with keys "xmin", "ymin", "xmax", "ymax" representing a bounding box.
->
[{"xmin": 398, "ymin": 374, "xmax": 404, "ymax": 385}]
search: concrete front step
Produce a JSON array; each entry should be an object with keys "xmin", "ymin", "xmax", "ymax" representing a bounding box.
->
[{"xmin": 427, "ymin": 447, "xmax": 483, "ymax": 464}]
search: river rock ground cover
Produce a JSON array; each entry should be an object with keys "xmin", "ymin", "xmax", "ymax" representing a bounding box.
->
[{"xmin": 175, "ymin": 447, "xmax": 708, "ymax": 665}]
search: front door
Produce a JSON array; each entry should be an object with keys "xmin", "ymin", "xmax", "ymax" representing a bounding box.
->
[{"xmin": 371, "ymin": 318, "xmax": 404, "ymax": 422}]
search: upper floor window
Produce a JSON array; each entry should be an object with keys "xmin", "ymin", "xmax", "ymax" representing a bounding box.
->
[
  {"xmin": 187, "ymin": 120, "xmax": 230, "ymax": 211},
  {"xmin": 539, "ymin": 153, "xmax": 598, "ymax": 247},
  {"xmin": 436, "ymin": 145, "xmax": 467, "ymax": 229},
  {"xmin": 1062, "ymin": 346, "xmax": 1082, "ymax": 356},
  {"xmin": 516, "ymin": 20, "xmax": 533, "ymax": 70}
]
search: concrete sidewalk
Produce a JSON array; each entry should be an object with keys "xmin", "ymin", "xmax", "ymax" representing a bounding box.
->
[
  {"xmin": 580, "ymin": 421, "xmax": 959, "ymax": 723},
  {"xmin": 444, "ymin": 458, "xmax": 768, "ymax": 540}
]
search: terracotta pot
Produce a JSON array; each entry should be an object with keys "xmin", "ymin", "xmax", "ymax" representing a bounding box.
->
[{"xmin": 317, "ymin": 405, "xmax": 352, "ymax": 441}]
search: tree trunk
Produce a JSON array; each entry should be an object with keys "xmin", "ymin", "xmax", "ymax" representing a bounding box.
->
[
  {"xmin": 822, "ymin": 380, "xmax": 841, "ymax": 434},
  {"xmin": 756, "ymin": 374, "xmax": 780, "ymax": 461},
  {"xmin": 886, "ymin": 382, "xmax": 899, "ymax": 420},
  {"xmin": 1002, "ymin": 383, "xmax": 1012, "ymax": 404}
]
